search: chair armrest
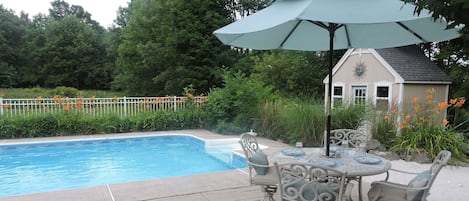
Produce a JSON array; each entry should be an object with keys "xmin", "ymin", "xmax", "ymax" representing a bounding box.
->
[
  {"xmin": 389, "ymin": 168, "xmax": 421, "ymax": 175},
  {"xmin": 373, "ymin": 180, "xmax": 429, "ymax": 190},
  {"xmin": 246, "ymin": 160, "xmax": 271, "ymax": 168},
  {"xmin": 369, "ymin": 181, "xmax": 428, "ymax": 201},
  {"xmin": 384, "ymin": 168, "xmax": 420, "ymax": 181}
]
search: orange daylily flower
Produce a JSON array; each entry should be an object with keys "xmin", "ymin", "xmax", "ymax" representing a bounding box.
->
[
  {"xmin": 383, "ymin": 115, "xmax": 389, "ymax": 120},
  {"xmin": 0, "ymin": 93, "xmax": 4, "ymax": 97},
  {"xmin": 76, "ymin": 100, "xmax": 83, "ymax": 109},
  {"xmin": 438, "ymin": 102, "xmax": 449, "ymax": 110},
  {"xmin": 412, "ymin": 97, "xmax": 418, "ymax": 103},
  {"xmin": 404, "ymin": 114, "xmax": 411, "ymax": 121},
  {"xmin": 449, "ymin": 99, "xmax": 457, "ymax": 105},
  {"xmin": 391, "ymin": 109, "xmax": 397, "ymax": 114},
  {"xmin": 399, "ymin": 123, "xmax": 406, "ymax": 129},
  {"xmin": 426, "ymin": 95, "xmax": 433, "ymax": 100},
  {"xmin": 414, "ymin": 106, "xmax": 421, "ymax": 112},
  {"xmin": 456, "ymin": 99, "xmax": 465, "ymax": 107},
  {"xmin": 63, "ymin": 105, "xmax": 71, "ymax": 111},
  {"xmin": 187, "ymin": 93, "xmax": 194, "ymax": 99},
  {"xmin": 443, "ymin": 119, "xmax": 449, "ymax": 126}
]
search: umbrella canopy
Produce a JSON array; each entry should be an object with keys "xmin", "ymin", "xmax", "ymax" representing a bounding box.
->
[
  {"xmin": 213, "ymin": 0, "xmax": 460, "ymax": 156},
  {"xmin": 214, "ymin": 0, "xmax": 459, "ymax": 51}
]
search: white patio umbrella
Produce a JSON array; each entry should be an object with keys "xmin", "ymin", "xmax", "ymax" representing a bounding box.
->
[{"xmin": 213, "ymin": 0, "xmax": 460, "ymax": 156}]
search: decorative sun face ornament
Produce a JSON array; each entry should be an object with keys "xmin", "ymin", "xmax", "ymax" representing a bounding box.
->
[{"xmin": 353, "ymin": 61, "xmax": 366, "ymax": 78}]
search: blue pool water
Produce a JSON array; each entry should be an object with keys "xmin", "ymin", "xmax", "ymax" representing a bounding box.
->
[{"xmin": 0, "ymin": 135, "xmax": 246, "ymax": 197}]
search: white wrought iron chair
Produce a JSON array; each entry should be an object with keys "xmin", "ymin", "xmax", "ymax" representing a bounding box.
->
[
  {"xmin": 328, "ymin": 129, "xmax": 368, "ymax": 201},
  {"xmin": 367, "ymin": 150, "xmax": 451, "ymax": 201},
  {"xmin": 328, "ymin": 129, "xmax": 367, "ymax": 148},
  {"xmin": 239, "ymin": 133, "xmax": 278, "ymax": 201},
  {"xmin": 274, "ymin": 162, "xmax": 353, "ymax": 201}
]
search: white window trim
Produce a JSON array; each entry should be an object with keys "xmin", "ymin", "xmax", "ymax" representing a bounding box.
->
[
  {"xmin": 332, "ymin": 83, "xmax": 345, "ymax": 107},
  {"xmin": 374, "ymin": 82, "xmax": 392, "ymax": 110}
]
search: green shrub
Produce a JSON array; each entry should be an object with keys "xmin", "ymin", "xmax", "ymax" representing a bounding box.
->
[
  {"xmin": 51, "ymin": 86, "xmax": 80, "ymax": 98},
  {"xmin": 255, "ymin": 99, "xmax": 287, "ymax": 140},
  {"xmin": 256, "ymin": 98, "xmax": 369, "ymax": 146},
  {"xmin": 0, "ymin": 107, "xmax": 205, "ymax": 139},
  {"xmin": 331, "ymin": 104, "xmax": 366, "ymax": 129},
  {"xmin": 390, "ymin": 126, "xmax": 467, "ymax": 161},
  {"xmin": 280, "ymin": 98, "xmax": 326, "ymax": 146},
  {"xmin": 202, "ymin": 71, "xmax": 277, "ymax": 134},
  {"xmin": 369, "ymin": 111, "xmax": 396, "ymax": 148}
]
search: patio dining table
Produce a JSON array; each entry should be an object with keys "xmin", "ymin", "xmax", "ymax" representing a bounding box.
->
[{"xmin": 270, "ymin": 147, "xmax": 391, "ymax": 201}]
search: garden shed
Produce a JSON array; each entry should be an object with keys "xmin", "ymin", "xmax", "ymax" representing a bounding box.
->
[{"xmin": 323, "ymin": 45, "xmax": 451, "ymax": 114}]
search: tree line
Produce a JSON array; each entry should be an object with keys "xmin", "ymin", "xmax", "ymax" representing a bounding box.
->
[{"xmin": 0, "ymin": 0, "xmax": 467, "ymax": 99}]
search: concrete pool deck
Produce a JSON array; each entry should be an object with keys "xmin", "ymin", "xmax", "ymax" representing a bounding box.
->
[{"xmin": 0, "ymin": 129, "xmax": 468, "ymax": 201}]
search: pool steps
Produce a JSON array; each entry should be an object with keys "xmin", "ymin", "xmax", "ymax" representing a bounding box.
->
[{"xmin": 204, "ymin": 138, "xmax": 267, "ymax": 169}]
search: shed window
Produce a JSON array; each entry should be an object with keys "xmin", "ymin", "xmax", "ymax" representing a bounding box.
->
[
  {"xmin": 333, "ymin": 86, "xmax": 343, "ymax": 107},
  {"xmin": 376, "ymin": 86, "xmax": 389, "ymax": 110}
]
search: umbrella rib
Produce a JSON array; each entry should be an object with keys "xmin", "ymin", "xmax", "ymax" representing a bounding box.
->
[
  {"xmin": 396, "ymin": 22, "xmax": 428, "ymax": 43},
  {"xmin": 307, "ymin": 20, "xmax": 344, "ymax": 34},
  {"xmin": 344, "ymin": 25, "xmax": 351, "ymax": 48},
  {"xmin": 308, "ymin": 20, "xmax": 328, "ymax": 30},
  {"xmin": 279, "ymin": 20, "xmax": 302, "ymax": 48}
]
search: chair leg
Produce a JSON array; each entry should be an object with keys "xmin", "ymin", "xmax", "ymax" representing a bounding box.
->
[
  {"xmin": 358, "ymin": 177, "xmax": 363, "ymax": 201},
  {"xmin": 261, "ymin": 185, "xmax": 277, "ymax": 201}
]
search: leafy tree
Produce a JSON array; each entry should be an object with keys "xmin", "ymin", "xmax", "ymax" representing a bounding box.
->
[
  {"xmin": 19, "ymin": 14, "xmax": 49, "ymax": 87},
  {"xmin": 115, "ymin": 0, "xmax": 236, "ymax": 96},
  {"xmin": 404, "ymin": 0, "xmax": 469, "ymax": 99},
  {"xmin": 0, "ymin": 5, "xmax": 27, "ymax": 87},
  {"xmin": 49, "ymin": 0, "xmax": 103, "ymax": 33},
  {"xmin": 114, "ymin": 5, "xmax": 131, "ymax": 28},
  {"xmin": 235, "ymin": 0, "xmax": 271, "ymax": 17},
  {"xmin": 39, "ymin": 16, "xmax": 108, "ymax": 89},
  {"xmin": 251, "ymin": 50, "xmax": 330, "ymax": 98}
]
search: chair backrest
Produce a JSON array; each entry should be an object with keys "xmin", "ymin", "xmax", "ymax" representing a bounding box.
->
[
  {"xmin": 239, "ymin": 133, "xmax": 260, "ymax": 159},
  {"xmin": 274, "ymin": 162, "xmax": 347, "ymax": 201},
  {"xmin": 329, "ymin": 129, "xmax": 367, "ymax": 148},
  {"xmin": 420, "ymin": 150, "xmax": 451, "ymax": 200},
  {"xmin": 239, "ymin": 133, "xmax": 260, "ymax": 182}
]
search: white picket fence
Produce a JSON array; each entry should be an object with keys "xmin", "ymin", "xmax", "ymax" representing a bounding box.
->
[{"xmin": 0, "ymin": 96, "xmax": 207, "ymax": 117}]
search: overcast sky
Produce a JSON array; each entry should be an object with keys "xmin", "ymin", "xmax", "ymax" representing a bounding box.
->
[{"xmin": 0, "ymin": 0, "xmax": 129, "ymax": 27}]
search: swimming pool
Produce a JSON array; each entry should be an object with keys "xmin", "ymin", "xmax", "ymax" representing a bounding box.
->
[{"xmin": 0, "ymin": 134, "xmax": 247, "ymax": 197}]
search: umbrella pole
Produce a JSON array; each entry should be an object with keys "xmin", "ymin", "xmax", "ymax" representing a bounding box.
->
[{"xmin": 326, "ymin": 24, "xmax": 335, "ymax": 157}]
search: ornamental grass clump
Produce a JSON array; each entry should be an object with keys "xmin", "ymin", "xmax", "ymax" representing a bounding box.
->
[{"xmin": 388, "ymin": 88, "xmax": 467, "ymax": 161}]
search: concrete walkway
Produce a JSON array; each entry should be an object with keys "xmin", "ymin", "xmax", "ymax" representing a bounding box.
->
[{"xmin": 0, "ymin": 129, "xmax": 467, "ymax": 201}]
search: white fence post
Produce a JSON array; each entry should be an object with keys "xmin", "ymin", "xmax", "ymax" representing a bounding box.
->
[
  {"xmin": 173, "ymin": 96, "xmax": 177, "ymax": 112},
  {"xmin": 123, "ymin": 96, "xmax": 127, "ymax": 116}
]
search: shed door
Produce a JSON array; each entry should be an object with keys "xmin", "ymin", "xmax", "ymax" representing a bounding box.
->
[{"xmin": 352, "ymin": 86, "xmax": 367, "ymax": 105}]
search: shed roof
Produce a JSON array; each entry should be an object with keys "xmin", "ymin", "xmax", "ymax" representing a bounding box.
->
[{"xmin": 375, "ymin": 45, "xmax": 451, "ymax": 82}]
